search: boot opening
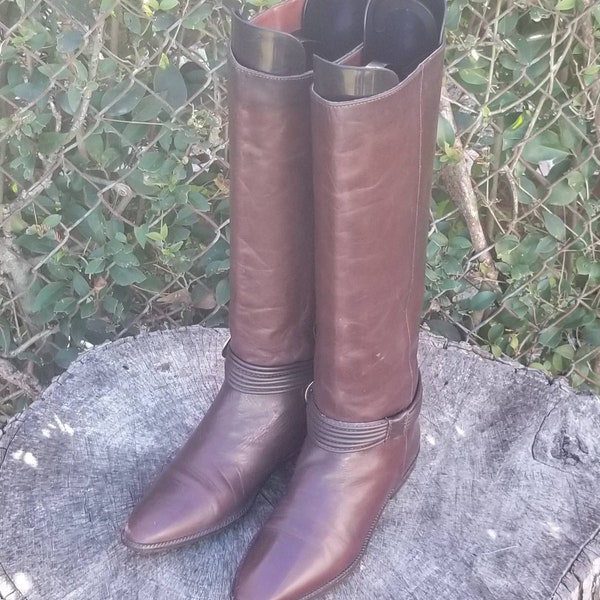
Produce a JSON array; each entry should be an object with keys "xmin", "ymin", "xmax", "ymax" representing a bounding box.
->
[
  {"xmin": 314, "ymin": 0, "xmax": 445, "ymax": 100},
  {"xmin": 231, "ymin": 0, "xmax": 370, "ymax": 76},
  {"xmin": 364, "ymin": 0, "xmax": 445, "ymax": 81}
]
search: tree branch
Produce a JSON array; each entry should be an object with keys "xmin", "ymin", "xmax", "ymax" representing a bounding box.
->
[
  {"xmin": 438, "ymin": 88, "xmax": 500, "ymax": 284},
  {"xmin": 0, "ymin": 357, "xmax": 42, "ymax": 398}
]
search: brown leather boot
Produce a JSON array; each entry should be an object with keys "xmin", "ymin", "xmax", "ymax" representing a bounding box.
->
[
  {"xmin": 233, "ymin": 0, "xmax": 446, "ymax": 596},
  {"xmin": 122, "ymin": 0, "xmax": 368, "ymax": 554}
]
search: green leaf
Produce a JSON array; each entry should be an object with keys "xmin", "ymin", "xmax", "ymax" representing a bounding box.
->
[
  {"xmin": 582, "ymin": 321, "xmax": 600, "ymax": 346},
  {"xmin": 100, "ymin": 0, "xmax": 118, "ymax": 12},
  {"xmin": 113, "ymin": 250, "xmax": 140, "ymax": 267},
  {"xmin": 134, "ymin": 224, "xmax": 149, "ymax": 249},
  {"xmin": 31, "ymin": 282, "xmax": 67, "ymax": 313},
  {"xmin": 55, "ymin": 347, "xmax": 79, "ymax": 369},
  {"xmin": 159, "ymin": 0, "xmax": 179, "ymax": 9},
  {"xmin": 153, "ymin": 11, "xmax": 177, "ymax": 30},
  {"xmin": 469, "ymin": 290, "xmax": 498, "ymax": 311},
  {"xmin": 539, "ymin": 326, "xmax": 562, "ymax": 348},
  {"xmin": 43, "ymin": 214, "xmax": 61, "ymax": 228},
  {"xmin": 443, "ymin": 257, "xmax": 462, "ymax": 275},
  {"xmin": 188, "ymin": 190, "xmax": 210, "ymax": 211},
  {"xmin": 449, "ymin": 236, "xmax": 472, "ymax": 250},
  {"xmin": 556, "ymin": 0, "xmax": 575, "ymax": 10},
  {"xmin": 85, "ymin": 134, "xmax": 104, "ymax": 163},
  {"xmin": 543, "ymin": 211, "xmax": 566, "ymax": 241},
  {"xmin": 100, "ymin": 81, "xmax": 146, "ymax": 116},
  {"xmin": 11, "ymin": 70, "xmax": 50, "ymax": 103},
  {"xmin": 124, "ymin": 12, "xmax": 143, "ymax": 34},
  {"xmin": 80, "ymin": 300, "xmax": 97, "ymax": 319},
  {"xmin": 535, "ymin": 236, "xmax": 557, "ymax": 255},
  {"xmin": 576, "ymin": 256, "xmax": 593, "ymax": 275},
  {"xmin": 562, "ymin": 307, "xmax": 595, "ymax": 329},
  {"xmin": 49, "ymin": 0, "xmax": 95, "ymax": 24},
  {"xmin": 459, "ymin": 68, "xmax": 488, "ymax": 86},
  {"xmin": 54, "ymin": 297, "xmax": 77, "ymax": 314},
  {"xmin": 522, "ymin": 131, "xmax": 570, "ymax": 165},
  {"xmin": 17, "ymin": 233, "xmax": 57, "ymax": 255},
  {"xmin": 102, "ymin": 294, "xmax": 121, "ymax": 315},
  {"xmin": 72, "ymin": 272, "xmax": 90, "ymax": 297},
  {"xmin": 215, "ymin": 278, "xmax": 230, "ymax": 305},
  {"xmin": 110, "ymin": 265, "xmax": 146, "ymax": 286},
  {"xmin": 0, "ymin": 319, "xmax": 13, "ymax": 351},
  {"xmin": 146, "ymin": 231, "xmax": 165, "ymax": 242},
  {"xmin": 39, "ymin": 133, "xmax": 69, "ymax": 155},
  {"xmin": 546, "ymin": 181, "xmax": 578, "ymax": 207},
  {"xmin": 554, "ymin": 344, "xmax": 574, "ymax": 360},
  {"xmin": 133, "ymin": 95, "xmax": 165, "ymax": 120},
  {"xmin": 430, "ymin": 231, "xmax": 448, "ymax": 247},
  {"xmin": 153, "ymin": 64, "xmax": 188, "ymax": 109},
  {"xmin": 426, "ymin": 318, "xmax": 463, "ymax": 342},
  {"xmin": 138, "ymin": 151, "xmax": 165, "ymax": 172},
  {"xmin": 488, "ymin": 323, "xmax": 505, "ymax": 343},
  {"xmin": 85, "ymin": 258, "xmax": 105, "ymax": 274},
  {"xmin": 182, "ymin": 4, "xmax": 213, "ymax": 29},
  {"xmin": 67, "ymin": 85, "xmax": 82, "ymax": 113},
  {"xmin": 56, "ymin": 29, "xmax": 84, "ymax": 53},
  {"xmin": 437, "ymin": 115, "xmax": 455, "ymax": 148}
]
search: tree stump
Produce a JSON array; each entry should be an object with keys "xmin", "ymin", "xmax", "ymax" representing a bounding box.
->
[{"xmin": 0, "ymin": 327, "xmax": 599, "ymax": 600}]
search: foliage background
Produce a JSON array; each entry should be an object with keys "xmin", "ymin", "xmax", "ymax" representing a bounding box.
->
[{"xmin": 0, "ymin": 0, "xmax": 598, "ymax": 426}]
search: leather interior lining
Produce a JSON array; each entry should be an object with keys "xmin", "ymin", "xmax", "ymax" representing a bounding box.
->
[
  {"xmin": 231, "ymin": 0, "xmax": 370, "ymax": 75},
  {"xmin": 314, "ymin": 0, "xmax": 445, "ymax": 100}
]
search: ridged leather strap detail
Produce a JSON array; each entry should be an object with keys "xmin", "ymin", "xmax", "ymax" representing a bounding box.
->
[
  {"xmin": 306, "ymin": 376, "xmax": 422, "ymax": 453},
  {"xmin": 224, "ymin": 343, "xmax": 313, "ymax": 395}
]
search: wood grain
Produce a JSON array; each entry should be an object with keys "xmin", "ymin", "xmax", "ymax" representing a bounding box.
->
[{"xmin": 0, "ymin": 327, "xmax": 598, "ymax": 600}]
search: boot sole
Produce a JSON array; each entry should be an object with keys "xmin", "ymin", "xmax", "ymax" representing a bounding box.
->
[{"xmin": 296, "ymin": 450, "xmax": 420, "ymax": 600}]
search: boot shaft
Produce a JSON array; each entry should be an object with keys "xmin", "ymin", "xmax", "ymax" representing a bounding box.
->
[
  {"xmin": 227, "ymin": 0, "xmax": 370, "ymax": 366},
  {"xmin": 227, "ymin": 56, "xmax": 315, "ymax": 366},
  {"xmin": 311, "ymin": 10, "xmax": 445, "ymax": 421}
]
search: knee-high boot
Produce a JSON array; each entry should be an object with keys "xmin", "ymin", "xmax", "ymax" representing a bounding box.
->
[
  {"xmin": 233, "ymin": 0, "xmax": 446, "ymax": 596},
  {"xmin": 122, "ymin": 0, "xmax": 368, "ymax": 553}
]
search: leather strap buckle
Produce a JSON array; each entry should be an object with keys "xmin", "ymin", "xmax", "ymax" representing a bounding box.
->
[{"xmin": 385, "ymin": 376, "xmax": 422, "ymax": 440}]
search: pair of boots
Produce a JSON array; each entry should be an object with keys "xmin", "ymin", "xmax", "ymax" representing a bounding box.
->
[{"xmin": 123, "ymin": 0, "xmax": 445, "ymax": 598}]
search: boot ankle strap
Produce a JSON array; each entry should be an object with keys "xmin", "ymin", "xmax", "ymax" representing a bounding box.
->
[
  {"xmin": 306, "ymin": 376, "xmax": 422, "ymax": 453},
  {"xmin": 224, "ymin": 343, "xmax": 313, "ymax": 395}
]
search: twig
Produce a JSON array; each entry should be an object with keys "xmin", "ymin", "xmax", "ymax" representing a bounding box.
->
[
  {"xmin": 3, "ymin": 325, "xmax": 59, "ymax": 359},
  {"xmin": 439, "ymin": 89, "xmax": 500, "ymax": 284},
  {"xmin": 0, "ymin": 357, "xmax": 42, "ymax": 398},
  {"xmin": 580, "ymin": 0, "xmax": 600, "ymax": 142},
  {"xmin": 0, "ymin": 237, "xmax": 34, "ymax": 312},
  {"xmin": 580, "ymin": 0, "xmax": 600, "ymax": 203},
  {"xmin": 1, "ymin": 19, "xmax": 105, "ymax": 225}
]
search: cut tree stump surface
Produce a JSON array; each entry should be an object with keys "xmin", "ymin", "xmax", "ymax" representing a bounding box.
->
[{"xmin": 0, "ymin": 327, "xmax": 599, "ymax": 600}]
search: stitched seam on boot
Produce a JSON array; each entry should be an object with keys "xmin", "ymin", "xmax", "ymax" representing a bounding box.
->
[
  {"xmin": 310, "ymin": 45, "xmax": 444, "ymax": 109},
  {"xmin": 404, "ymin": 68, "xmax": 425, "ymax": 397}
]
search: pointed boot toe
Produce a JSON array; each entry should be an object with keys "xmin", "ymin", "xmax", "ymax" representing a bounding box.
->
[
  {"xmin": 233, "ymin": 525, "xmax": 329, "ymax": 600},
  {"xmin": 123, "ymin": 466, "xmax": 247, "ymax": 553},
  {"xmin": 122, "ymin": 489, "xmax": 194, "ymax": 552},
  {"xmin": 122, "ymin": 373, "xmax": 310, "ymax": 554}
]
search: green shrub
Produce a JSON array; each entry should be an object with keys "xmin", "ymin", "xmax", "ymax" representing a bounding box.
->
[
  {"xmin": 424, "ymin": 0, "xmax": 600, "ymax": 391},
  {"xmin": 0, "ymin": 0, "xmax": 231, "ymax": 422},
  {"xmin": 0, "ymin": 0, "xmax": 598, "ymax": 425}
]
